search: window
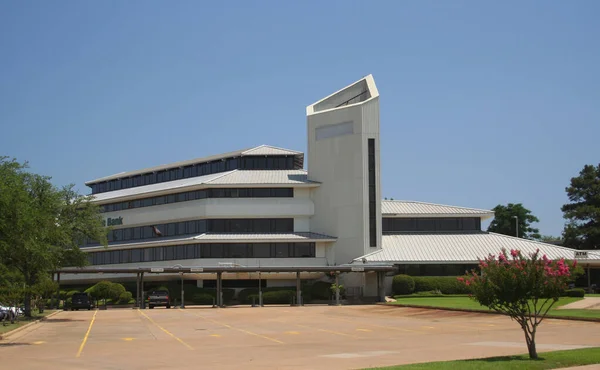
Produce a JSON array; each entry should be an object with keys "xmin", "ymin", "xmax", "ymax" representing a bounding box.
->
[
  {"xmin": 252, "ymin": 243, "xmax": 271, "ymax": 258},
  {"xmin": 275, "ymin": 244, "xmax": 289, "ymax": 258},
  {"xmin": 228, "ymin": 244, "xmax": 248, "ymax": 258},
  {"xmin": 99, "ymin": 188, "xmax": 293, "ymax": 213},
  {"xmin": 368, "ymin": 138, "xmax": 377, "ymax": 247},
  {"xmin": 293, "ymin": 243, "xmax": 313, "ymax": 257}
]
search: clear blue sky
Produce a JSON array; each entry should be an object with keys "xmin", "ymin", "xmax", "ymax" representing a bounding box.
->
[{"xmin": 1, "ymin": 1, "xmax": 599, "ymax": 237}]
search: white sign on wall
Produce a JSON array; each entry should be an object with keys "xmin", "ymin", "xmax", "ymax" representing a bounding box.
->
[{"xmin": 574, "ymin": 251, "xmax": 588, "ymax": 259}]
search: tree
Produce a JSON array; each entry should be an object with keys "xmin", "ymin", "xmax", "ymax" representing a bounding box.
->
[
  {"xmin": 459, "ymin": 249, "xmax": 576, "ymax": 359},
  {"xmin": 487, "ymin": 203, "xmax": 541, "ymax": 239},
  {"xmin": 0, "ymin": 157, "xmax": 107, "ymax": 316},
  {"xmin": 540, "ymin": 235, "xmax": 563, "ymax": 244},
  {"xmin": 86, "ymin": 281, "xmax": 126, "ymax": 307},
  {"xmin": 561, "ymin": 164, "xmax": 600, "ymax": 250}
]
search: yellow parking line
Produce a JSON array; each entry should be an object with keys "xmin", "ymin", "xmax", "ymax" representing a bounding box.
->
[
  {"xmin": 356, "ymin": 328, "xmax": 372, "ymax": 332},
  {"xmin": 76, "ymin": 310, "xmax": 98, "ymax": 358},
  {"xmin": 138, "ymin": 310, "xmax": 193, "ymax": 350},
  {"xmin": 186, "ymin": 311, "xmax": 284, "ymax": 344}
]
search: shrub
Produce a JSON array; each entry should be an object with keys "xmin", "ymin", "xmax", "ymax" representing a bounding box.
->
[
  {"xmin": 238, "ymin": 287, "xmax": 296, "ymax": 304},
  {"xmin": 117, "ymin": 291, "xmax": 133, "ymax": 304},
  {"xmin": 311, "ymin": 281, "xmax": 333, "ymax": 300},
  {"xmin": 413, "ymin": 276, "xmax": 471, "ymax": 294},
  {"xmin": 565, "ymin": 288, "xmax": 585, "ymax": 297},
  {"xmin": 190, "ymin": 293, "xmax": 215, "ymax": 305},
  {"xmin": 392, "ymin": 275, "xmax": 415, "ymax": 295},
  {"xmin": 261, "ymin": 290, "xmax": 295, "ymax": 304},
  {"xmin": 66, "ymin": 290, "xmax": 80, "ymax": 298}
]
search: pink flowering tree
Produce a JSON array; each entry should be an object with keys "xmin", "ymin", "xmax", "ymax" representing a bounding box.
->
[{"xmin": 458, "ymin": 248, "xmax": 578, "ymax": 359}]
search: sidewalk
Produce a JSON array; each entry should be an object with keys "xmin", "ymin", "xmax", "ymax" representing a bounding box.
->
[
  {"xmin": 559, "ymin": 297, "xmax": 600, "ymax": 310},
  {"xmin": 558, "ymin": 365, "xmax": 600, "ymax": 370}
]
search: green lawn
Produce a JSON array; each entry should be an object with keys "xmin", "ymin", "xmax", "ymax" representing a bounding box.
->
[
  {"xmin": 368, "ymin": 347, "xmax": 600, "ymax": 369},
  {"xmin": 390, "ymin": 296, "xmax": 600, "ymax": 319},
  {"xmin": 0, "ymin": 310, "xmax": 56, "ymax": 335}
]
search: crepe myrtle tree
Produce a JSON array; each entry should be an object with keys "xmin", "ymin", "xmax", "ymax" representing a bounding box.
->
[{"xmin": 458, "ymin": 249, "xmax": 578, "ymax": 359}]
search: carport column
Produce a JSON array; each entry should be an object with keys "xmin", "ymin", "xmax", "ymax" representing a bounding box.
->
[
  {"xmin": 140, "ymin": 272, "xmax": 145, "ymax": 309},
  {"xmin": 56, "ymin": 273, "xmax": 61, "ymax": 309},
  {"xmin": 135, "ymin": 273, "xmax": 140, "ymax": 308},
  {"xmin": 335, "ymin": 273, "xmax": 340, "ymax": 306},
  {"xmin": 377, "ymin": 271, "xmax": 386, "ymax": 302},
  {"xmin": 588, "ymin": 265, "xmax": 592, "ymax": 291},
  {"xmin": 217, "ymin": 272, "xmax": 223, "ymax": 307},
  {"xmin": 296, "ymin": 271, "xmax": 301, "ymax": 306}
]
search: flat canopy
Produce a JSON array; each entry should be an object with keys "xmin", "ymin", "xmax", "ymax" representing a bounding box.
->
[{"xmin": 54, "ymin": 265, "xmax": 396, "ymax": 274}]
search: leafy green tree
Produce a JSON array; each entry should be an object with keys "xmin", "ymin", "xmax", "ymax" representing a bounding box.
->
[
  {"xmin": 0, "ymin": 157, "xmax": 107, "ymax": 316},
  {"xmin": 460, "ymin": 249, "xmax": 576, "ymax": 359},
  {"xmin": 539, "ymin": 235, "xmax": 563, "ymax": 244},
  {"xmin": 561, "ymin": 164, "xmax": 600, "ymax": 250},
  {"xmin": 487, "ymin": 203, "xmax": 540, "ymax": 239}
]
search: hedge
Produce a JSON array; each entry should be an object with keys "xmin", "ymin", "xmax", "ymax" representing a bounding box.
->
[
  {"xmin": 565, "ymin": 288, "xmax": 585, "ymax": 298},
  {"xmin": 260, "ymin": 290, "xmax": 295, "ymax": 304},
  {"xmin": 392, "ymin": 275, "xmax": 415, "ymax": 295},
  {"xmin": 238, "ymin": 287, "xmax": 296, "ymax": 304},
  {"xmin": 190, "ymin": 293, "xmax": 216, "ymax": 305},
  {"xmin": 412, "ymin": 276, "xmax": 471, "ymax": 294}
]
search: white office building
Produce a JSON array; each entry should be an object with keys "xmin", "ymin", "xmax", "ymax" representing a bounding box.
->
[{"xmin": 65, "ymin": 75, "xmax": 600, "ymax": 297}]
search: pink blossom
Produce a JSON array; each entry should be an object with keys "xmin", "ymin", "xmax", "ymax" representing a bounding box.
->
[
  {"xmin": 499, "ymin": 254, "xmax": 507, "ymax": 263},
  {"xmin": 511, "ymin": 249, "xmax": 519, "ymax": 258}
]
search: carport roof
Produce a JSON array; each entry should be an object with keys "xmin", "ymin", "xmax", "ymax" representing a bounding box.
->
[{"xmin": 356, "ymin": 232, "xmax": 600, "ymax": 265}]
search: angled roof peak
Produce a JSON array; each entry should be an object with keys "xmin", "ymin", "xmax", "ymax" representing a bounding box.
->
[
  {"xmin": 242, "ymin": 145, "xmax": 303, "ymax": 156},
  {"xmin": 306, "ymin": 74, "xmax": 379, "ymax": 115}
]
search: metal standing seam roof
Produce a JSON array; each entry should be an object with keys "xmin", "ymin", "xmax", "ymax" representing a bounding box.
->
[
  {"xmin": 89, "ymin": 171, "xmax": 234, "ymax": 203},
  {"xmin": 192, "ymin": 232, "xmax": 336, "ymax": 241},
  {"xmin": 206, "ymin": 170, "xmax": 317, "ymax": 185},
  {"xmin": 357, "ymin": 233, "xmax": 600, "ymax": 263},
  {"xmin": 85, "ymin": 145, "xmax": 304, "ymax": 185},
  {"xmin": 241, "ymin": 145, "xmax": 303, "ymax": 156},
  {"xmin": 89, "ymin": 170, "xmax": 318, "ymax": 203},
  {"xmin": 381, "ymin": 200, "xmax": 494, "ymax": 217},
  {"xmin": 81, "ymin": 232, "xmax": 337, "ymax": 251}
]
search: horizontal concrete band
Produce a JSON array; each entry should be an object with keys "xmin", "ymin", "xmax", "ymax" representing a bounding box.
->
[{"xmin": 55, "ymin": 265, "xmax": 396, "ymax": 274}]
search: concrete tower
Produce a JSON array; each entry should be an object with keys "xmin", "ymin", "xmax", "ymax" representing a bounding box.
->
[{"xmin": 306, "ymin": 75, "xmax": 382, "ymax": 269}]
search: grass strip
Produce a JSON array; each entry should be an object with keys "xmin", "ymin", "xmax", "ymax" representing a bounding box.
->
[{"xmin": 368, "ymin": 347, "xmax": 600, "ymax": 369}]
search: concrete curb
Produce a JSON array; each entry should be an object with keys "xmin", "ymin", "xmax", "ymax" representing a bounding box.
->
[
  {"xmin": 380, "ymin": 303, "xmax": 600, "ymax": 323},
  {"xmin": 0, "ymin": 310, "xmax": 62, "ymax": 340}
]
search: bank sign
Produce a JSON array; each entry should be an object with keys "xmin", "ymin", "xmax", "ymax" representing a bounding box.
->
[{"xmin": 103, "ymin": 217, "xmax": 123, "ymax": 227}]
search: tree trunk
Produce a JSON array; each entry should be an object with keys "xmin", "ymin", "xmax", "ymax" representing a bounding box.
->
[
  {"xmin": 523, "ymin": 327, "xmax": 538, "ymax": 359},
  {"xmin": 24, "ymin": 291, "xmax": 32, "ymax": 317}
]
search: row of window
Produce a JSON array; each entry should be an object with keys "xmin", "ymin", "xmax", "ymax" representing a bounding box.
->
[
  {"xmin": 382, "ymin": 217, "xmax": 482, "ymax": 233},
  {"xmin": 368, "ymin": 138, "xmax": 377, "ymax": 247},
  {"xmin": 91, "ymin": 156, "xmax": 299, "ymax": 194},
  {"xmin": 87, "ymin": 242, "xmax": 316, "ymax": 265},
  {"xmin": 101, "ymin": 188, "xmax": 294, "ymax": 213},
  {"xmin": 84, "ymin": 218, "xmax": 294, "ymax": 247}
]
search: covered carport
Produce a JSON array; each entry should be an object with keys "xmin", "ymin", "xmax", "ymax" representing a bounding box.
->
[{"xmin": 53, "ymin": 265, "xmax": 395, "ymax": 308}]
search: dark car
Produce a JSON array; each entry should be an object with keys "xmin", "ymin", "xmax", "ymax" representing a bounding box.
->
[
  {"xmin": 147, "ymin": 290, "xmax": 170, "ymax": 309},
  {"xmin": 71, "ymin": 292, "xmax": 94, "ymax": 310}
]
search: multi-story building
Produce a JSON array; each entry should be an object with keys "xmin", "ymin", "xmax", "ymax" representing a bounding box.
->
[{"xmin": 64, "ymin": 74, "xmax": 600, "ymax": 296}]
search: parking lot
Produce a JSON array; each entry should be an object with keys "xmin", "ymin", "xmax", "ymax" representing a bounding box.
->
[{"xmin": 1, "ymin": 305, "xmax": 599, "ymax": 370}]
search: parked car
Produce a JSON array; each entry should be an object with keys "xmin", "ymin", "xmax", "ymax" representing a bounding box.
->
[
  {"xmin": 70, "ymin": 293, "xmax": 94, "ymax": 310},
  {"xmin": 147, "ymin": 290, "xmax": 170, "ymax": 309}
]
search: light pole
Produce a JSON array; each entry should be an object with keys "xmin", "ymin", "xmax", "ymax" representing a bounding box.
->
[{"xmin": 513, "ymin": 215, "xmax": 518, "ymax": 238}]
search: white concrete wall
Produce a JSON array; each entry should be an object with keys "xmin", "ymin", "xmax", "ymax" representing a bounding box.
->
[
  {"xmin": 307, "ymin": 84, "xmax": 382, "ymax": 267},
  {"xmin": 101, "ymin": 196, "xmax": 314, "ymax": 228}
]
